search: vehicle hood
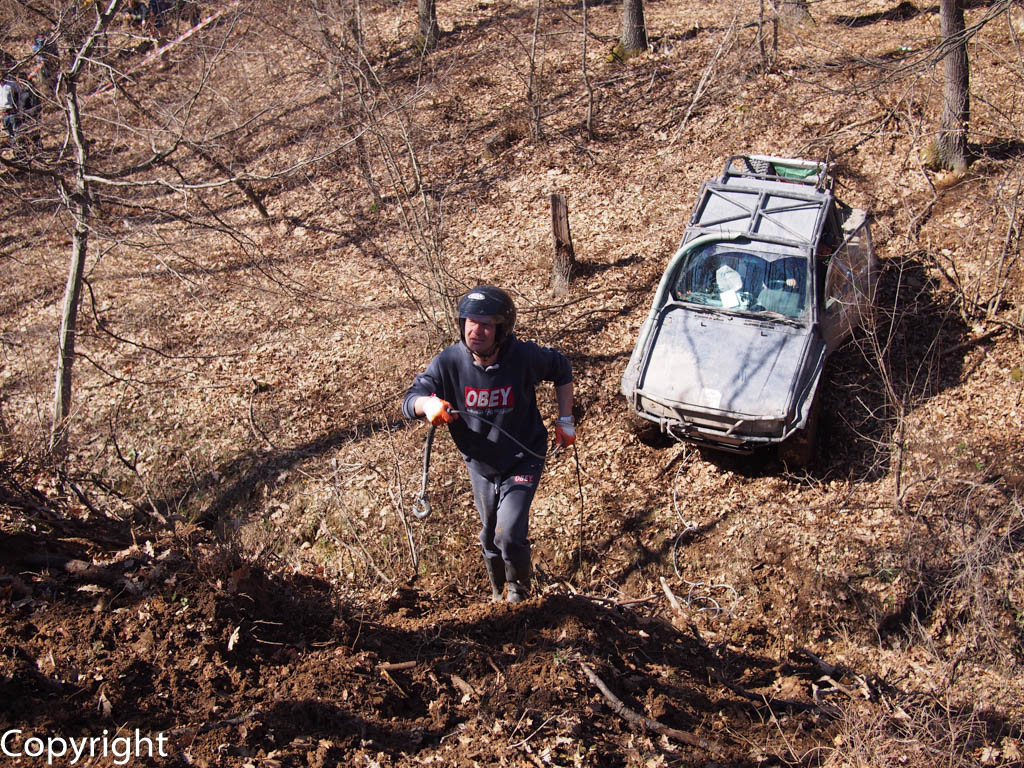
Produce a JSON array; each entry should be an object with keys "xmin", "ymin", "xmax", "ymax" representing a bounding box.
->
[{"xmin": 636, "ymin": 307, "xmax": 813, "ymax": 418}]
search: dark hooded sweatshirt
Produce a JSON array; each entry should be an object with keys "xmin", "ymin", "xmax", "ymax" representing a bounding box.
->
[{"xmin": 402, "ymin": 335, "xmax": 573, "ymax": 475}]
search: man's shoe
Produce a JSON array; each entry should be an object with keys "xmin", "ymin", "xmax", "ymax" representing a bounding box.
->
[
  {"xmin": 484, "ymin": 555, "xmax": 506, "ymax": 602},
  {"xmin": 504, "ymin": 557, "xmax": 531, "ymax": 603}
]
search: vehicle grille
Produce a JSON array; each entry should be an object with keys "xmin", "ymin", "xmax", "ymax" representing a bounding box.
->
[{"xmin": 637, "ymin": 395, "xmax": 784, "ymax": 441}]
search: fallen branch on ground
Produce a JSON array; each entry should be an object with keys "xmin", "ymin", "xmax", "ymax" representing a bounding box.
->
[
  {"xmin": 707, "ymin": 662, "xmax": 817, "ymax": 714},
  {"xmin": 580, "ymin": 662, "xmax": 722, "ymax": 755},
  {"xmin": 660, "ymin": 576, "xmax": 684, "ymax": 616}
]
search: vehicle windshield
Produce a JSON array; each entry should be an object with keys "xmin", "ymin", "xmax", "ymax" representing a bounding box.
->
[{"xmin": 671, "ymin": 244, "xmax": 808, "ymax": 319}]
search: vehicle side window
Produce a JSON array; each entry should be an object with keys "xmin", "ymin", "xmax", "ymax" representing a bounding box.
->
[
  {"xmin": 824, "ymin": 255, "xmax": 855, "ymax": 316},
  {"xmin": 842, "ymin": 224, "xmax": 872, "ymax": 291}
]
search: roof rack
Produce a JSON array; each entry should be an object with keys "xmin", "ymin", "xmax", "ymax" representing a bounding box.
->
[
  {"xmin": 684, "ymin": 155, "xmax": 835, "ymax": 250},
  {"xmin": 721, "ymin": 154, "xmax": 832, "ymax": 192}
]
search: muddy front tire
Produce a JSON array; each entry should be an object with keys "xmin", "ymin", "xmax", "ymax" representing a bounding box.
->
[{"xmin": 778, "ymin": 391, "xmax": 822, "ymax": 469}]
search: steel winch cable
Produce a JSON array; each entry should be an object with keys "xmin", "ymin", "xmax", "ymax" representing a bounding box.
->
[
  {"xmin": 448, "ymin": 408, "xmax": 551, "ymax": 460},
  {"xmin": 411, "ymin": 408, "xmax": 579, "ymax": 521},
  {"xmin": 667, "ymin": 448, "xmax": 739, "ymax": 618}
]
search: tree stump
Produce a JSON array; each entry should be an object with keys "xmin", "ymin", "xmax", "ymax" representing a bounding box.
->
[{"xmin": 550, "ymin": 193, "xmax": 575, "ymax": 294}]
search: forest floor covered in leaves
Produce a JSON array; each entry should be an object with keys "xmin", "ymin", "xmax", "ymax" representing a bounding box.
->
[{"xmin": 2, "ymin": 0, "xmax": 1023, "ymax": 765}]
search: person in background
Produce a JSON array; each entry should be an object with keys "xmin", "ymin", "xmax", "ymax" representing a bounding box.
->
[
  {"xmin": 0, "ymin": 77, "xmax": 41, "ymax": 151},
  {"xmin": 28, "ymin": 33, "xmax": 58, "ymax": 98}
]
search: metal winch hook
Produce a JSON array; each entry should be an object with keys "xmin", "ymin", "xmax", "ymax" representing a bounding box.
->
[
  {"xmin": 412, "ymin": 492, "xmax": 432, "ymax": 520},
  {"xmin": 412, "ymin": 423, "xmax": 437, "ymax": 520}
]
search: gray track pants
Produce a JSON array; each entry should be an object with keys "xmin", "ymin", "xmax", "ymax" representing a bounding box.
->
[{"xmin": 467, "ymin": 459, "xmax": 543, "ymax": 565}]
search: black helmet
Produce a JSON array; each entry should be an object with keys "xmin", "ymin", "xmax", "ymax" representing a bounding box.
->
[{"xmin": 457, "ymin": 285, "xmax": 517, "ymax": 349}]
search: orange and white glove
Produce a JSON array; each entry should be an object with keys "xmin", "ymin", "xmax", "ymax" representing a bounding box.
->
[
  {"xmin": 554, "ymin": 416, "xmax": 576, "ymax": 448},
  {"xmin": 421, "ymin": 396, "xmax": 455, "ymax": 426}
]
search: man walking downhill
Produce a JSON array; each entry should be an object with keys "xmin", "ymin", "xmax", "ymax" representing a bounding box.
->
[{"xmin": 403, "ymin": 286, "xmax": 576, "ymax": 603}]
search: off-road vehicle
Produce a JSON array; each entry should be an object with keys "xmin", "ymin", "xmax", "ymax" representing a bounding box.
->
[{"xmin": 621, "ymin": 154, "xmax": 878, "ymax": 465}]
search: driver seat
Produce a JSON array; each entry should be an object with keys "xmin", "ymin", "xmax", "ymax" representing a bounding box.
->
[{"xmin": 756, "ymin": 285, "xmax": 803, "ymax": 317}]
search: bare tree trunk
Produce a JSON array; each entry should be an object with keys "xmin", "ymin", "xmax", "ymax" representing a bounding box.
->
[
  {"xmin": 550, "ymin": 193, "xmax": 575, "ymax": 294},
  {"xmin": 50, "ymin": 0, "xmax": 124, "ymax": 457},
  {"xmin": 938, "ymin": 0, "xmax": 970, "ymax": 173},
  {"xmin": 342, "ymin": 4, "xmax": 380, "ymax": 208},
  {"xmin": 582, "ymin": 0, "xmax": 594, "ymax": 139},
  {"xmin": 313, "ymin": 0, "xmax": 382, "ymax": 208},
  {"xmin": 51, "ymin": 151, "xmax": 89, "ymax": 456},
  {"xmin": 527, "ymin": 0, "xmax": 542, "ymax": 139},
  {"xmin": 757, "ymin": 0, "xmax": 778, "ymax": 73},
  {"xmin": 417, "ymin": 0, "xmax": 439, "ymax": 51},
  {"xmin": 351, "ymin": 128, "xmax": 382, "ymax": 208},
  {"xmin": 620, "ymin": 0, "xmax": 648, "ymax": 57}
]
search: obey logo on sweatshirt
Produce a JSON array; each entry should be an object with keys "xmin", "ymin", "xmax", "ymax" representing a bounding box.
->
[{"xmin": 464, "ymin": 385, "xmax": 514, "ymax": 410}]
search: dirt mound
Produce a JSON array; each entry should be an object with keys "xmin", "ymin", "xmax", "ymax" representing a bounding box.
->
[
  {"xmin": 0, "ymin": 460, "xmax": 865, "ymax": 766},
  {"xmin": 8, "ymin": 461, "xmax": 1016, "ymax": 766}
]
